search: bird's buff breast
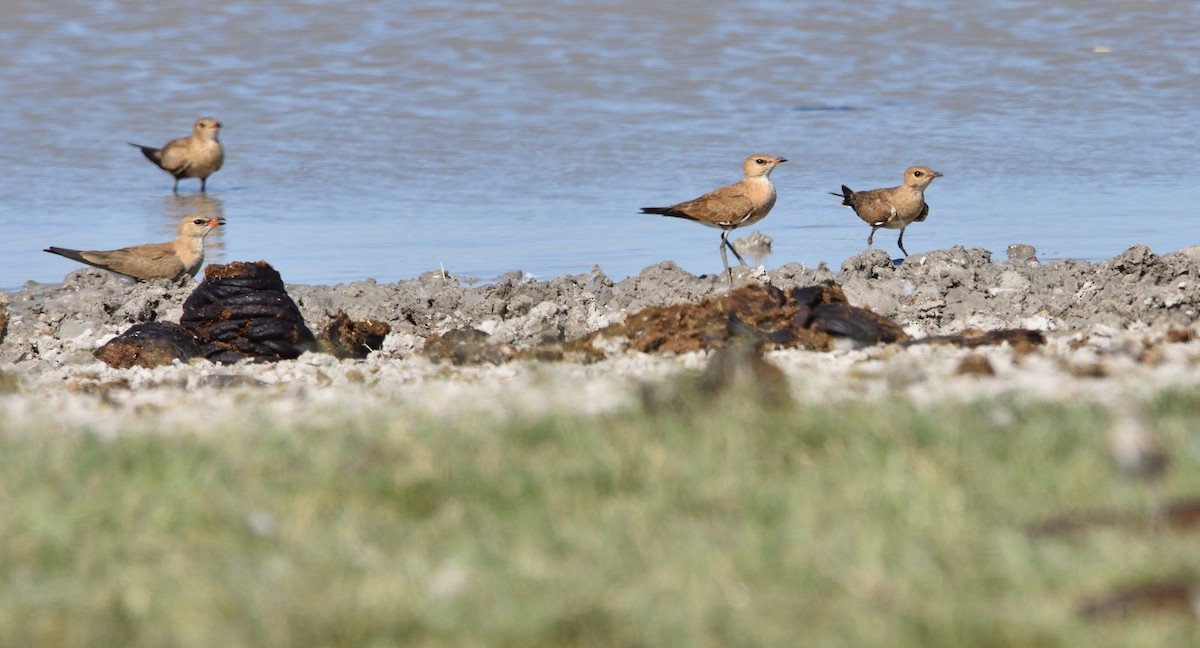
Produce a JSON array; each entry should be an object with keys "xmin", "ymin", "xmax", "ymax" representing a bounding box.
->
[
  {"xmin": 191, "ymin": 141, "xmax": 225, "ymax": 170},
  {"xmin": 735, "ymin": 185, "xmax": 776, "ymax": 227}
]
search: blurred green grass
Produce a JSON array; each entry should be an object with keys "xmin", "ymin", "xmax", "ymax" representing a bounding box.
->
[{"xmin": 2, "ymin": 384, "xmax": 1199, "ymax": 647}]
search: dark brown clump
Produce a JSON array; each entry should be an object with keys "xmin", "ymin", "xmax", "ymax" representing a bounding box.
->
[
  {"xmin": 94, "ymin": 322, "xmax": 201, "ymax": 369},
  {"xmin": 1028, "ymin": 497, "xmax": 1200, "ymax": 539},
  {"xmin": 697, "ymin": 343, "xmax": 792, "ymax": 407},
  {"xmin": 1080, "ymin": 579, "xmax": 1198, "ymax": 621},
  {"xmin": 906, "ymin": 327, "xmax": 1046, "ymax": 351},
  {"xmin": 423, "ymin": 327, "xmax": 511, "ymax": 365},
  {"xmin": 571, "ymin": 282, "xmax": 908, "ymax": 357},
  {"xmin": 317, "ymin": 309, "xmax": 391, "ymax": 359},
  {"xmin": 180, "ymin": 261, "xmax": 317, "ymax": 363},
  {"xmin": 955, "ymin": 353, "xmax": 995, "ymax": 376},
  {"xmin": 1166, "ymin": 327, "xmax": 1193, "ymax": 344},
  {"xmin": 1067, "ymin": 361, "xmax": 1109, "ymax": 378},
  {"xmin": 788, "ymin": 283, "xmax": 907, "ymax": 346}
]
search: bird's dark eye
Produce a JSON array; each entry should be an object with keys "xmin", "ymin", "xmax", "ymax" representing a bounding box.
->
[
  {"xmin": 913, "ymin": 170, "xmax": 923, "ymax": 177},
  {"xmin": 755, "ymin": 158, "xmax": 766, "ymax": 164},
  {"xmin": 193, "ymin": 219, "xmax": 206, "ymax": 225}
]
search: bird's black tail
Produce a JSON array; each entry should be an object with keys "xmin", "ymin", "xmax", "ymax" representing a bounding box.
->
[
  {"xmin": 829, "ymin": 185, "xmax": 855, "ymax": 207},
  {"xmin": 128, "ymin": 142, "xmax": 165, "ymax": 169},
  {"xmin": 44, "ymin": 246, "xmax": 103, "ymax": 270},
  {"xmin": 640, "ymin": 207, "xmax": 672, "ymax": 215}
]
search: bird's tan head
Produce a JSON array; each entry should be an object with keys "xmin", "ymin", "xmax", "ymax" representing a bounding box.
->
[
  {"xmin": 179, "ymin": 215, "xmax": 226, "ymax": 238},
  {"xmin": 194, "ymin": 117, "xmax": 222, "ymax": 138},
  {"xmin": 744, "ymin": 154, "xmax": 787, "ymax": 178},
  {"xmin": 904, "ymin": 166, "xmax": 942, "ymax": 189}
]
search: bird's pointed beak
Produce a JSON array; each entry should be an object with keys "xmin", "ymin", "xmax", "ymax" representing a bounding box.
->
[
  {"xmin": 932, "ymin": 170, "xmax": 943, "ymax": 177},
  {"xmin": 775, "ymin": 157, "xmax": 788, "ymax": 164},
  {"xmin": 209, "ymin": 217, "xmax": 226, "ymax": 227}
]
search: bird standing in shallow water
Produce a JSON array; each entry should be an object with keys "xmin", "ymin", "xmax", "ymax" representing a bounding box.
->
[
  {"xmin": 831, "ymin": 165, "xmax": 942, "ymax": 257},
  {"xmin": 44, "ymin": 215, "xmax": 225, "ymax": 281},
  {"xmin": 129, "ymin": 117, "xmax": 224, "ymax": 193},
  {"xmin": 641, "ymin": 154, "xmax": 786, "ymax": 282}
]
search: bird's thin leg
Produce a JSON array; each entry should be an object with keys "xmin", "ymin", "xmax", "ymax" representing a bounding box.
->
[
  {"xmin": 719, "ymin": 231, "xmax": 734, "ymax": 283},
  {"xmin": 172, "ymin": 179, "xmax": 180, "ymax": 194},
  {"xmin": 724, "ymin": 233, "xmax": 748, "ymax": 267},
  {"xmin": 867, "ymin": 226, "xmax": 878, "ymax": 247},
  {"xmin": 200, "ymin": 177, "xmax": 207, "ymax": 193},
  {"xmin": 897, "ymin": 227, "xmax": 909, "ymax": 257}
]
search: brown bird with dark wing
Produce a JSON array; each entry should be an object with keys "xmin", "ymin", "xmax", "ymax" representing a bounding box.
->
[
  {"xmin": 831, "ymin": 165, "xmax": 942, "ymax": 257},
  {"xmin": 129, "ymin": 117, "xmax": 224, "ymax": 193},
  {"xmin": 641, "ymin": 153, "xmax": 786, "ymax": 282},
  {"xmin": 44, "ymin": 215, "xmax": 225, "ymax": 281}
]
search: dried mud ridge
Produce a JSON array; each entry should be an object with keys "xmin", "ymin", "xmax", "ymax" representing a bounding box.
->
[
  {"xmin": 1, "ymin": 244, "xmax": 1198, "ymax": 370},
  {"xmin": 76, "ymin": 258, "xmax": 1050, "ymax": 370}
]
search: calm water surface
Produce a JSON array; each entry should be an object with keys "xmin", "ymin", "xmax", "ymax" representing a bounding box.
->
[{"xmin": 2, "ymin": 0, "xmax": 1198, "ymax": 290}]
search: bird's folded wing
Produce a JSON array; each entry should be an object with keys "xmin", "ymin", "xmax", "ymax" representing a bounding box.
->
[
  {"xmin": 676, "ymin": 188, "xmax": 756, "ymax": 223},
  {"xmin": 914, "ymin": 202, "xmax": 930, "ymax": 223},
  {"xmin": 89, "ymin": 244, "xmax": 180, "ymax": 277},
  {"xmin": 848, "ymin": 189, "xmax": 898, "ymax": 224},
  {"xmin": 156, "ymin": 140, "xmax": 192, "ymax": 174}
]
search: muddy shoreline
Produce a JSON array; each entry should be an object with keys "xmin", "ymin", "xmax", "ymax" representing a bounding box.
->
[{"xmin": 2, "ymin": 243, "xmax": 1200, "ymax": 426}]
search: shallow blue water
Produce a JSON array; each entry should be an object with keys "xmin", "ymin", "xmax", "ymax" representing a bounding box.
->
[{"xmin": 2, "ymin": 0, "xmax": 1198, "ymax": 290}]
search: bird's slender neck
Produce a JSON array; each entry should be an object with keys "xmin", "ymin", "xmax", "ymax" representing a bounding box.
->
[{"xmin": 178, "ymin": 230, "xmax": 212, "ymax": 253}]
